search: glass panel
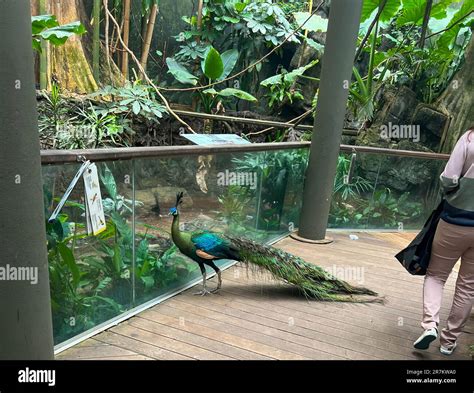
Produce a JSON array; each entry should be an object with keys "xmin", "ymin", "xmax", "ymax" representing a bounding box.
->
[
  {"xmin": 42, "ymin": 161, "xmax": 134, "ymax": 345},
  {"xmin": 363, "ymin": 154, "xmax": 445, "ymax": 230},
  {"xmin": 328, "ymin": 152, "xmax": 447, "ymax": 230},
  {"xmin": 131, "ymin": 148, "xmax": 309, "ymax": 305}
]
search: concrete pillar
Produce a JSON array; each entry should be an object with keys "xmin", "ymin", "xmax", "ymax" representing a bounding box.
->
[
  {"xmin": 0, "ymin": 0, "xmax": 54, "ymax": 359},
  {"xmin": 297, "ymin": 0, "xmax": 363, "ymax": 242}
]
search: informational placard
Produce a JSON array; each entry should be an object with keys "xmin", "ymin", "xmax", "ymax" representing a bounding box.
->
[
  {"xmin": 181, "ymin": 134, "xmax": 251, "ymax": 145},
  {"xmin": 83, "ymin": 163, "xmax": 106, "ymax": 236}
]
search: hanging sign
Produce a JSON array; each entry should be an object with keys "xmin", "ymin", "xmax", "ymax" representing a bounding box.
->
[
  {"xmin": 83, "ymin": 163, "xmax": 106, "ymax": 236},
  {"xmin": 49, "ymin": 160, "xmax": 106, "ymax": 236}
]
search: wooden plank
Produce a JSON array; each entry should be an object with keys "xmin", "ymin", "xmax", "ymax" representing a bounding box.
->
[
  {"xmin": 216, "ymin": 274, "xmax": 474, "ymax": 350},
  {"xmin": 223, "ymin": 271, "xmax": 454, "ymax": 331},
  {"xmin": 56, "ymin": 343, "xmax": 138, "ymax": 360},
  {"xmin": 171, "ymin": 288, "xmax": 461, "ymax": 360},
  {"xmin": 94, "ymin": 331, "xmax": 192, "ymax": 360},
  {"xmin": 123, "ymin": 314, "xmax": 273, "ymax": 360},
  {"xmin": 133, "ymin": 313, "xmax": 310, "ymax": 360},
  {"xmin": 163, "ymin": 297, "xmax": 412, "ymax": 360},
  {"xmin": 111, "ymin": 322, "xmax": 232, "ymax": 360},
  {"xmin": 143, "ymin": 306, "xmax": 352, "ymax": 360}
]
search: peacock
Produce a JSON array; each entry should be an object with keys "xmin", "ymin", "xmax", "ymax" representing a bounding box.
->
[{"xmin": 169, "ymin": 192, "xmax": 379, "ymax": 301}]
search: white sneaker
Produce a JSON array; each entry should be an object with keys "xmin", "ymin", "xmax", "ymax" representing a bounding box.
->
[
  {"xmin": 440, "ymin": 342, "xmax": 457, "ymax": 355},
  {"xmin": 414, "ymin": 327, "xmax": 438, "ymax": 350}
]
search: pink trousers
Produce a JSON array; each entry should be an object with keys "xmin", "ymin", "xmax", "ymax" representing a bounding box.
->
[{"xmin": 422, "ymin": 219, "xmax": 474, "ymax": 347}]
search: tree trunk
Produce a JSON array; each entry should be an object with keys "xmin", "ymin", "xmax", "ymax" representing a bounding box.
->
[
  {"xmin": 419, "ymin": 0, "xmax": 433, "ymax": 49},
  {"xmin": 30, "ymin": 0, "xmax": 123, "ymax": 92},
  {"xmin": 139, "ymin": 3, "xmax": 159, "ymax": 78},
  {"xmin": 49, "ymin": 0, "xmax": 98, "ymax": 93},
  {"xmin": 436, "ymin": 35, "xmax": 474, "ymax": 153},
  {"xmin": 92, "ymin": 0, "xmax": 101, "ymax": 82},
  {"xmin": 121, "ymin": 0, "xmax": 131, "ymax": 79},
  {"xmin": 39, "ymin": 0, "xmax": 49, "ymax": 89}
]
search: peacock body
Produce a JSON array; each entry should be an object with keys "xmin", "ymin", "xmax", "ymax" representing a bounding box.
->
[{"xmin": 170, "ymin": 192, "xmax": 379, "ymax": 301}]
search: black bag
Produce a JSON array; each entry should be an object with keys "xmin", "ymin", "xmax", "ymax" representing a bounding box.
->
[{"xmin": 395, "ymin": 200, "xmax": 445, "ymax": 275}]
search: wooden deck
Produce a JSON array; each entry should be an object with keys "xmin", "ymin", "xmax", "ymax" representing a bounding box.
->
[{"xmin": 57, "ymin": 231, "xmax": 473, "ymax": 361}]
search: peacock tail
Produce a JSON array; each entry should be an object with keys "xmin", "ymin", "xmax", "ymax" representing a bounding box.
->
[{"xmin": 225, "ymin": 235, "xmax": 381, "ymax": 303}]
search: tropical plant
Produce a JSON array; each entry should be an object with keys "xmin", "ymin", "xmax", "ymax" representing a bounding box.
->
[
  {"xmin": 91, "ymin": 81, "xmax": 168, "ymax": 121},
  {"xmin": 32, "ymin": 14, "xmax": 85, "ymax": 52},
  {"xmin": 333, "ymin": 155, "xmax": 373, "ymax": 201},
  {"xmin": 261, "ymin": 60, "xmax": 318, "ymax": 112},
  {"xmin": 167, "ymin": 46, "xmax": 257, "ymax": 113}
]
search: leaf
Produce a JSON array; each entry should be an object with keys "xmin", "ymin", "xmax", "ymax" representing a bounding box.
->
[
  {"xmin": 57, "ymin": 242, "xmax": 80, "ymax": 289},
  {"xmin": 141, "ymin": 276, "xmax": 155, "ymax": 289},
  {"xmin": 235, "ymin": 2, "xmax": 247, "ymax": 12},
  {"xmin": 261, "ymin": 60, "xmax": 318, "ymax": 87},
  {"xmin": 360, "ymin": 0, "xmax": 401, "ymax": 23},
  {"xmin": 219, "ymin": 49, "xmax": 239, "ymax": 80},
  {"xmin": 32, "ymin": 39, "xmax": 42, "ymax": 53},
  {"xmin": 99, "ymin": 164, "xmax": 118, "ymax": 200},
  {"xmin": 204, "ymin": 47, "xmax": 224, "ymax": 80},
  {"xmin": 166, "ymin": 58, "xmax": 198, "ymax": 85},
  {"xmin": 305, "ymin": 38, "xmax": 324, "ymax": 53},
  {"xmin": 112, "ymin": 244, "xmax": 123, "ymax": 275},
  {"xmin": 203, "ymin": 88, "xmax": 218, "ymax": 95},
  {"xmin": 397, "ymin": 0, "xmax": 451, "ymax": 26},
  {"xmin": 37, "ymin": 21, "xmax": 86, "ymax": 46},
  {"xmin": 217, "ymin": 88, "xmax": 257, "ymax": 102},
  {"xmin": 132, "ymin": 101, "xmax": 141, "ymax": 115},
  {"xmin": 31, "ymin": 15, "xmax": 59, "ymax": 35},
  {"xmin": 293, "ymin": 12, "xmax": 328, "ymax": 32}
]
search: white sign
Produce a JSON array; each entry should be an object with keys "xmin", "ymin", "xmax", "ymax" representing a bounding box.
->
[{"xmin": 83, "ymin": 163, "xmax": 106, "ymax": 236}]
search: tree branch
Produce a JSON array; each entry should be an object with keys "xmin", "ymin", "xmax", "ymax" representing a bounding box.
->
[{"xmin": 103, "ymin": 0, "xmax": 196, "ymax": 133}]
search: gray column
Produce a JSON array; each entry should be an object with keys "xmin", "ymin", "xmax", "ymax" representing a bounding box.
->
[
  {"xmin": 0, "ymin": 0, "xmax": 54, "ymax": 359},
  {"xmin": 297, "ymin": 0, "xmax": 363, "ymax": 241}
]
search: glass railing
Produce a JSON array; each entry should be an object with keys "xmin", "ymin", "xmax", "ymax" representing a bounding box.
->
[
  {"xmin": 328, "ymin": 149, "xmax": 447, "ymax": 230},
  {"xmin": 41, "ymin": 145, "xmax": 308, "ymax": 348},
  {"xmin": 41, "ymin": 143, "xmax": 449, "ymax": 348}
]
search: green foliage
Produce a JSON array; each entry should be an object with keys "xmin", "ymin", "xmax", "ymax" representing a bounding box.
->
[
  {"xmin": 333, "ymin": 155, "xmax": 373, "ymax": 201},
  {"xmin": 329, "ymin": 156, "xmax": 423, "ymax": 229},
  {"xmin": 233, "ymin": 150, "xmax": 307, "ymax": 230},
  {"xmin": 167, "ymin": 46, "xmax": 256, "ymax": 113},
  {"xmin": 91, "ymin": 82, "xmax": 168, "ymax": 120},
  {"xmin": 261, "ymin": 60, "xmax": 318, "ymax": 113},
  {"xmin": 32, "ymin": 14, "xmax": 85, "ymax": 52},
  {"xmin": 166, "ymin": 58, "xmax": 199, "ymax": 85},
  {"xmin": 293, "ymin": 12, "xmax": 328, "ymax": 32},
  {"xmin": 351, "ymin": 0, "xmax": 473, "ymax": 116},
  {"xmin": 170, "ymin": 0, "xmax": 300, "ymax": 100},
  {"xmin": 45, "ymin": 165, "xmax": 196, "ymax": 343},
  {"xmin": 217, "ymin": 186, "xmax": 252, "ymax": 225},
  {"xmin": 204, "ymin": 47, "xmax": 224, "ymax": 79},
  {"xmin": 360, "ymin": 0, "xmax": 401, "ymax": 23}
]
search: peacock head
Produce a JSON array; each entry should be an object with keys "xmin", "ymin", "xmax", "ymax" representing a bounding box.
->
[{"xmin": 169, "ymin": 191, "xmax": 184, "ymax": 216}]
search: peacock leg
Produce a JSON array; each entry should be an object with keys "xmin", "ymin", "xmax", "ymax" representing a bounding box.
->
[
  {"xmin": 210, "ymin": 269, "xmax": 222, "ymax": 294},
  {"xmin": 194, "ymin": 266, "xmax": 212, "ymax": 296}
]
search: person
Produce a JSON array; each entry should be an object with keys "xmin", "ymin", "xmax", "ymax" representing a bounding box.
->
[{"xmin": 414, "ymin": 127, "xmax": 474, "ymax": 355}]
